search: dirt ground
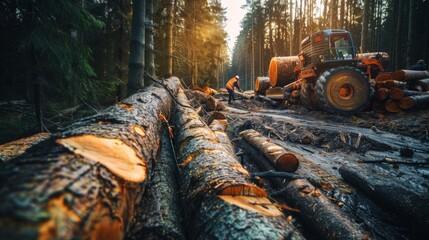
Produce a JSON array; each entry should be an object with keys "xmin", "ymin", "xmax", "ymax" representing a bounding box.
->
[{"xmin": 198, "ymin": 93, "xmax": 429, "ymax": 240}]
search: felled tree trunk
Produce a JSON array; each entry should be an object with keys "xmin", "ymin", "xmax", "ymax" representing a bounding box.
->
[
  {"xmin": 0, "ymin": 132, "xmax": 51, "ymax": 162},
  {"xmin": 208, "ymin": 112, "xmax": 234, "ymax": 155},
  {"xmin": 0, "ymin": 77, "xmax": 181, "ymax": 239},
  {"xmin": 390, "ymin": 69, "xmax": 429, "ymax": 82},
  {"xmin": 277, "ymin": 179, "xmax": 371, "ymax": 240},
  {"xmin": 268, "ymin": 56, "xmax": 301, "ymax": 87},
  {"xmin": 399, "ymin": 94, "xmax": 429, "ymax": 110},
  {"xmin": 254, "ymin": 76, "xmax": 270, "ymax": 95},
  {"xmin": 127, "ymin": 130, "xmax": 185, "ymax": 240},
  {"xmin": 339, "ymin": 163, "xmax": 429, "ymax": 233},
  {"xmin": 240, "ymin": 129, "xmax": 299, "ymax": 172},
  {"xmin": 171, "ymin": 89, "xmax": 304, "ymax": 239},
  {"xmin": 408, "ymin": 78, "xmax": 429, "ymax": 91}
]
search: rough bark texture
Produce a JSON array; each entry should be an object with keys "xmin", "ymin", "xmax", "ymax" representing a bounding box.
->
[
  {"xmin": 0, "ymin": 133, "xmax": 51, "ymax": 162},
  {"xmin": 127, "ymin": 130, "xmax": 185, "ymax": 240},
  {"xmin": 208, "ymin": 113, "xmax": 234, "ymax": 155},
  {"xmin": 339, "ymin": 163, "xmax": 429, "ymax": 233},
  {"xmin": 390, "ymin": 70, "xmax": 429, "ymax": 82},
  {"xmin": 254, "ymin": 77, "xmax": 271, "ymax": 95},
  {"xmin": 399, "ymin": 94, "xmax": 429, "ymax": 110},
  {"xmin": 281, "ymin": 179, "xmax": 371, "ymax": 240},
  {"xmin": 240, "ymin": 129, "xmax": 299, "ymax": 172},
  {"xmin": 171, "ymin": 89, "xmax": 304, "ymax": 239},
  {"xmin": 268, "ymin": 56, "xmax": 301, "ymax": 87},
  {"xmin": 0, "ymin": 77, "xmax": 181, "ymax": 239}
]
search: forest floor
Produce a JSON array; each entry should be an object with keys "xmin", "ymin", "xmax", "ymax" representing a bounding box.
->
[{"xmin": 200, "ymin": 93, "xmax": 429, "ymax": 240}]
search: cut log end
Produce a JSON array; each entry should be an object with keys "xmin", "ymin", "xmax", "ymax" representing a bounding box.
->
[
  {"xmin": 57, "ymin": 135, "xmax": 147, "ymax": 183},
  {"xmin": 219, "ymin": 195, "xmax": 282, "ymax": 217},
  {"xmin": 399, "ymin": 97, "xmax": 414, "ymax": 110},
  {"xmin": 220, "ymin": 184, "xmax": 267, "ymax": 198},
  {"xmin": 275, "ymin": 154, "xmax": 300, "ymax": 172}
]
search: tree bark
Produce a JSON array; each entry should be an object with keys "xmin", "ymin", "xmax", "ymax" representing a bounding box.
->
[
  {"xmin": 390, "ymin": 70, "xmax": 429, "ymax": 82},
  {"xmin": 128, "ymin": 0, "xmax": 146, "ymax": 95},
  {"xmin": 208, "ymin": 112, "xmax": 234, "ymax": 155},
  {"xmin": 144, "ymin": 0, "xmax": 155, "ymax": 85},
  {"xmin": 127, "ymin": 130, "xmax": 185, "ymax": 240},
  {"xmin": 254, "ymin": 76, "xmax": 271, "ymax": 95},
  {"xmin": 399, "ymin": 95, "xmax": 429, "ymax": 110},
  {"xmin": 339, "ymin": 163, "xmax": 429, "ymax": 232},
  {"xmin": 0, "ymin": 133, "xmax": 51, "ymax": 162},
  {"xmin": 171, "ymin": 89, "xmax": 304, "ymax": 239},
  {"xmin": 276, "ymin": 179, "xmax": 371, "ymax": 240},
  {"xmin": 240, "ymin": 129, "xmax": 299, "ymax": 172},
  {"xmin": 268, "ymin": 56, "xmax": 301, "ymax": 87},
  {"xmin": 0, "ymin": 77, "xmax": 181, "ymax": 239},
  {"xmin": 166, "ymin": 0, "xmax": 174, "ymax": 77}
]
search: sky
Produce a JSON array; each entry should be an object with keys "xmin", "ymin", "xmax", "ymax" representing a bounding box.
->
[{"xmin": 220, "ymin": 0, "xmax": 248, "ymax": 58}]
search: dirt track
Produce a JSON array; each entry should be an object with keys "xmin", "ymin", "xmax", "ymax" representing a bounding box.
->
[{"xmin": 204, "ymin": 94, "xmax": 429, "ymax": 240}]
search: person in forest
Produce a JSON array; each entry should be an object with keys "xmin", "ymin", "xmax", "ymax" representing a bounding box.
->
[
  {"xmin": 408, "ymin": 59, "xmax": 427, "ymax": 71},
  {"xmin": 225, "ymin": 75, "xmax": 242, "ymax": 104}
]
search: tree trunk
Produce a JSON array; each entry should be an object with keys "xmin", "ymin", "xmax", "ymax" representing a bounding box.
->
[
  {"xmin": 361, "ymin": 0, "xmax": 370, "ymax": 52},
  {"xmin": 339, "ymin": 164, "xmax": 429, "ymax": 233},
  {"xmin": 166, "ymin": 0, "xmax": 174, "ymax": 77},
  {"xmin": 0, "ymin": 133, "xmax": 51, "ymax": 162},
  {"xmin": 0, "ymin": 77, "xmax": 181, "ymax": 239},
  {"xmin": 208, "ymin": 112, "xmax": 234, "ymax": 155},
  {"xmin": 384, "ymin": 99, "xmax": 400, "ymax": 113},
  {"xmin": 390, "ymin": 70, "xmax": 429, "ymax": 82},
  {"xmin": 406, "ymin": 0, "xmax": 416, "ymax": 67},
  {"xmin": 409, "ymin": 78, "xmax": 429, "ymax": 92},
  {"xmin": 254, "ymin": 77, "xmax": 271, "ymax": 95},
  {"xmin": 268, "ymin": 56, "xmax": 301, "ymax": 87},
  {"xmin": 399, "ymin": 94, "xmax": 429, "ymax": 110},
  {"xmin": 127, "ymin": 130, "xmax": 185, "ymax": 240},
  {"xmin": 128, "ymin": 0, "xmax": 146, "ymax": 95},
  {"xmin": 240, "ymin": 129, "xmax": 299, "ymax": 172},
  {"xmin": 144, "ymin": 0, "xmax": 155, "ymax": 85},
  {"xmin": 276, "ymin": 179, "xmax": 371, "ymax": 240},
  {"xmin": 170, "ymin": 89, "xmax": 304, "ymax": 239}
]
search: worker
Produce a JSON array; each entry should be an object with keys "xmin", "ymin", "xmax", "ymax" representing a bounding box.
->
[
  {"xmin": 408, "ymin": 59, "xmax": 427, "ymax": 71},
  {"xmin": 225, "ymin": 75, "xmax": 242, "ymax": 104}
]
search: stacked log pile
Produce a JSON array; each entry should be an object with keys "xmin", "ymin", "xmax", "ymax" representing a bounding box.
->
[
  {"xmin": 372, "ymin": 70, "xmax": 429, "ymax": 113},
  {"xmin": 0, "ymin": 77, "xmax": 181, "ymax": 239},
  {"xmin": 171, "ymin": 89, "xmax": 304, "ymax": 239}
]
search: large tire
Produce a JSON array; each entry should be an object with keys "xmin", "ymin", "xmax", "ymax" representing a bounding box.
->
[
  {"xmin": 315, "ymin": 66, "xmax": 370, "ymax": 114},
  {"xmin": 300, "ymin": 82, "xmax": 317, "ymax": 110}
]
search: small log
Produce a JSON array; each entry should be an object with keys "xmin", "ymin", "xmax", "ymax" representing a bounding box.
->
[
  {"xmin": 390, "ymin": 70, "xmax": 429, "ymax": 82},
  {"xmin": 240, "ymin": 129, "xmax": 299, "ymax": 172},
  {"xmin": 339, "ymin": 164, "xmax": 429, "ymax": 232},
  {"xmin": 277, "ymin": 179, "xmax": 371, "ymax": 240},
  {"xmin": 234, "ymin": 90, "xmax": 254, "ymax": 100},
  {"xmin": 254, "ymin": 76, "xmax": 270, "ymax": 95},
  {"xmin": 399, "ymin": 95, "xmax": 429, "ymax": 110},
  {"xmin": 375, "ymin": 72, "xmax": 391, "ymax": 82},
  {"xmin": 385, "ymin": 99, "xmax": 400, "ymax": 113},
  {"xmin": 255, "ymin": 95, "xmax": 280, "ymax": 106},
  {"xmin": 373, "ymin": 88, "xmax": 389, "ymax": 101},
  {"xmin": 408, "ymin": 78, "xmax": 429, "ymax": 92},
  {"xmin": 0, "ymin": 77, "xmax": 181, "ymax": 239},
  {"xmin": 372, "ymin": 100, "xmax": 386, "ymax": 113},
  {"xmin": 205, "ymin": 95, "xmax": 225, "ymax": 111},
  {"xmin": 268, "ymin": 56, "xmax": 301, "ymax": 87},
  {"xmin": 185, "ymin": 89, "xmax": 209, "ymax": 103},
  {"xmin": 389, "ymin": 87, "xmax": 404, "ymax": 100},
  {"xmin": 171, "ymin": 89, "xmax": 304, "ymax": 239},
  {"xmin": 202, "ymin": 86, "xmax": 218, "ymax": 96},
  {"xmin": 127, "ymin": 130, "xmax": 185, "ymax": 240}
]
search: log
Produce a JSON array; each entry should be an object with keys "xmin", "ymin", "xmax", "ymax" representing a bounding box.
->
[
  {"xmin": 373, "ymin": 88, "xmax": 389, "ymax": 101},
  {"xmin": 234, "ymin": 90, "xmax": 254, "ymax": 100},
  {"xmin": 202, "ymin": 86, "xmax": 218, "ymax": 96},
  {"xmin": 372, "ymin": 100, "xmax": 386, "ymax": 113},
  {"xmin": 255, "ymin": 95, "xmax": 280, "ymax": 106},
  {"xmin": 266, "ymin": 87, "xmax": 285, "ymax": 100},
  {"xmin": 254, "ymin": 76, "xmax": 270, "ymax": 95},
  {"xmin": 408, "ymin": 78, "xmax": 429, "ymax": 92},
  {"xmin": 374, "ymin": 80, "xmax": 405, "ymax": 90},
  {"xmin": 0, "ymin": 77, "xmax": 181, "ymax": 239},
  {"xmin": 402, "ymin": 89, "xmax": 429, "ymax": 96},
  {"xmin": 276, "ymin": 179, "xmax": 371, "ymax": 240},
  {"xmin": 290, "ymin": 90, "xmax": 300, "ymax": 99},
  {"xmin": 268, "ymin": 56, "xmax": 301, "ymax": 87},
  {"xmin": 171, "ymin": 89, "xmax": 304, "ymax": 239},
  {"xmin": 390, "ymin": 70, "xmax": 429, "ymax": 82},
  {"xmin": 206, "ymin": 95, "xmax": 225, "ymax": 111},
  {"xmin": 399, "ymin": 95, "xmax": 429, "ymax": 110},
  {"xmin": 240, "ymin": 129, "xmax": 299, "ymax": 172},
  {"xmin": 339, "ymin": 164, "xmax": 429, "ymax": 233},
  {"xmin": 375, "ymin": 72, "xmax": 391, "ymax": 82},
  {"xmin": 127, "ymin": 130, "xmax": 185, "ymax": 240},
  {"xmin": 0, "ymin": 132, "xmax": 51, "ymax": 162},
  {"xmin": 208, "ymin": 112, "xmax": 234, "ymax": 155},
  {"xmin": 389, "ymin": 87, "xmax": 404, "ymax": 100},
  {"xmin": 385, "ymin": 99, "xmax": 400, "ymax": 113}
]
